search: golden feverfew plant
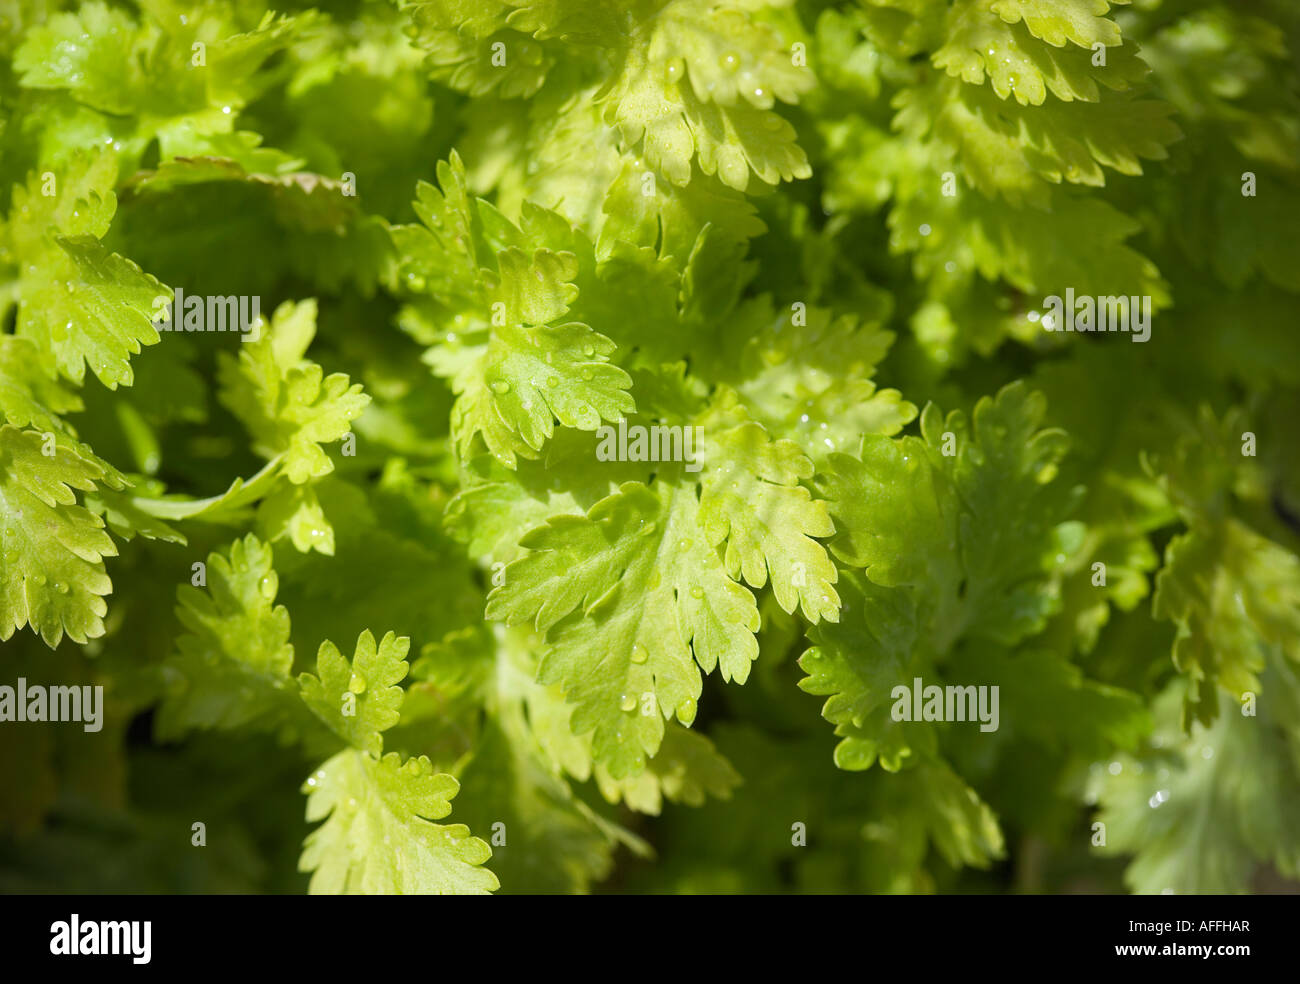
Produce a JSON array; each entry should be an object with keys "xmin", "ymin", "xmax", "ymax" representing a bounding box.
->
[{"xmin": 0, "ymin": 0, "xmax": 1297, "ymax": 895}]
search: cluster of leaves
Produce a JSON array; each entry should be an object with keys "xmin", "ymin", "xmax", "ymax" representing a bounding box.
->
[{"xmin": 1, "ymin": 0, "xmax": 1298, "ymax": 895}]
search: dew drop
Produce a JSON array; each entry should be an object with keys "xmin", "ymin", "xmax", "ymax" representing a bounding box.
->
[
  {"xmin": 689, "ymin": 585, "xmax": 704, "ymax": 599},
  {"xmin": 620, "ymin": 693, "xmax": 637, "ymax": 712},
  {"xmin": 55, "ymin": 582, "xmax": 69, "ymax": 594},
  {"xmin": 490, "ymin": 380, "xmax": 511, "ymax": 394},
  {"xmin": 348, "ymin": 671, "xmax": 366, "ymax": 694},
  {"xmin": 630, "ymin": 644, "xmax": 648, "ymax": 664},
  {"xmin": 582, "ymin": 344, "xmax": 595, "ymax": 357},
  {"xmin": 676, "ymin": 697, "xmax": 697, "ymax": 723},
  {"xmin": 33, "ymin": 574, "xmax": 47, "ymax": 586},
  {"xmin": 545, "ymin": 376, "xmax": 559, "ymax": 388},
  {"xmin": 258, "ymin": 573, "xmax": 277, "ymax": 599}
]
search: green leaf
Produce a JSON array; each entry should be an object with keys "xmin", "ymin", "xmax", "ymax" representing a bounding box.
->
[
  {"xmin": 820, "ymin": 382, "xmax": 1077, "ymax": 648},
  {"xmin": 951, "ymin": 642, "xmax": 1149, "ymax": 755},
  {"xmin": 391, "ymin": 152, "xmax": 485, "ymax": 307},
  {"xmin": 3, "ymin": 149, "xmax": 169, "ymax": 388},
  {"xmin": 13, "ymin": 1, "xmax": 141, "ymax": 114},
  {"xmin": 407, "ymin": 1, "xmax": 554, "ymax": 98},
  {"xmin": 990, "ymin": 0, "xmax": 1123, "ymax": 50},
  {"xmin": 935, "ymin": 1, "xmax": 1149, "ymax": 105},
  {"xmin": 300, "ymin": 750, "xmax": 499, "ymax": 894},
  {"xmin": 1153, "ymin": 521, "xmax": 1300, "ymax": 728},
  {"xmin": 0, "ymin": 336, "xmax": 83, "ymax": 433},
  {"xmin": 158, "ymin": 534, "xmax": 314, "ymax": 742},
  {"xmin": 893, "ymin": 759, "xmax": 1005, "ymax": 870},
  {"xmin": 453, "ymin": 716, "xmax": 618, "ymax": 893},
  {"xmin": 798, "ymin": 571, "xmax": 932, "ymax": 771},
  {"xmin": 394, "ymin": 160, "xmax": 636, "ymax": 468},
  {"xmin": 595, "ymin": 721, "xmax": 741, "ymax": 814},
  {"xmin": 697, "ymin": 389, "xmax": 840, "ymax": 623},
  {"xmin": 255, "ymin": 481, "xmax": 334, "ymax": 555},
  {"xmin": 712, "ymin": 298, "xmax": 916, "ymax": 464},
  {"xmin": 14, "ymin": 3, "xmax": 306, "ymax": 167},
  {"xmin": 217, "ymin": 299, "xmax": 370, "ymax": 484},
  {"xmin": 299, "ymin": 630, "xmax": 411, "ymax": 757},
  {"xmin": 449, "ymin": 248, "xmax": 634, "ymax": 466},
  {"xmin": 487, "ymin": 480, "xmax": 759, "ymax": 778},
  {"xmin": 0, "ymin": 426, "xmax": 117, "ymax": 647},
  {"xmin": 600, "ymin": 1, "xmax": 814, "ymax": 190},
  {"xmin": 1094, "ymin": 677, "xmax": 1300, "ymax": 894}
]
